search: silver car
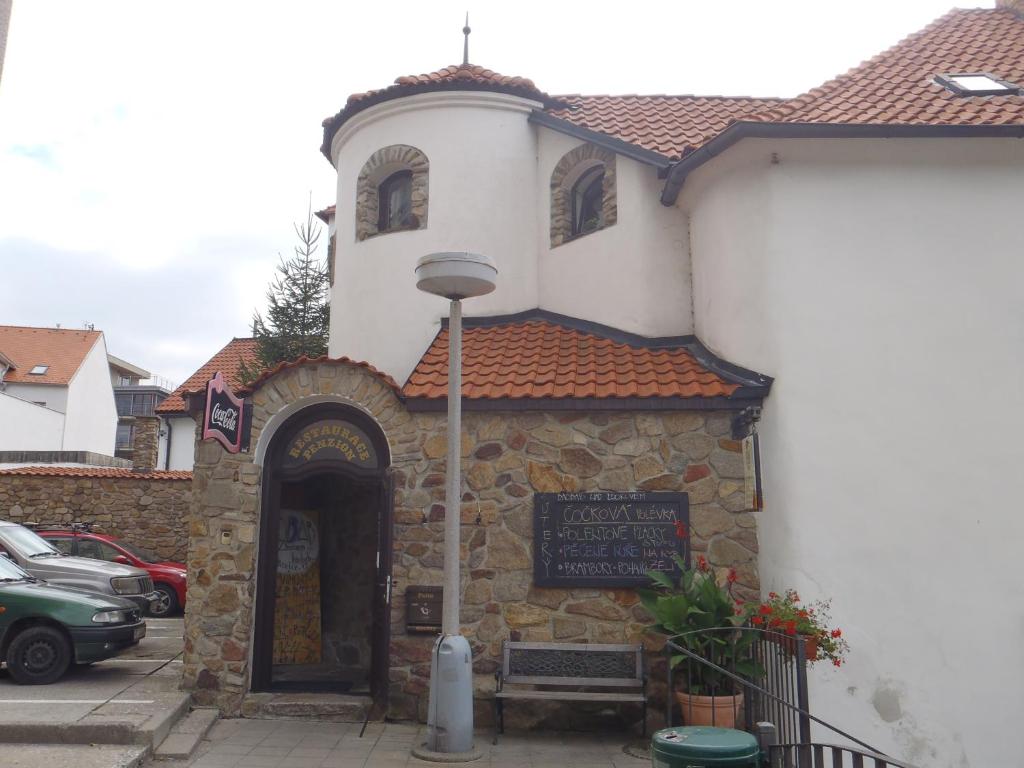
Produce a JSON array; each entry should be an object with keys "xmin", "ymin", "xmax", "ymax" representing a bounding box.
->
[{"xmin": 0, "ymin": 521, "xmax": 159, "ymax": 613}]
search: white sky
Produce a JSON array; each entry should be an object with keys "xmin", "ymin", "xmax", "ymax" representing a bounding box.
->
[{"xmin": 0, "ymin": 0, "xmax": 989, "ymax": 384}]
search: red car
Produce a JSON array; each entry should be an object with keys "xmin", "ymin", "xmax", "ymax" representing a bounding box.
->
[{"xmin": 35, "ymin": 527, "xmax": 186, "ymax": 617}]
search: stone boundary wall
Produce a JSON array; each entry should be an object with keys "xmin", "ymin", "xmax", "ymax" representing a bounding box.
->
[
  {"xmin": 184, "ymin": 361, "xmax": 760, "ymax": 731},
  {"xmin": 0, "ymin": 472, "xmax": 191, "ymax": 562}
]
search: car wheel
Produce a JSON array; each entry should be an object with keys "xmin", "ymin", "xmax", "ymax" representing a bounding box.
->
[
  {"xmin": 149, "ymin": 583, "xmax": 179, "ymax": 617},
  {"xmin": 7, "ymin": 625, "xmax": 72, "ymax": 685}
]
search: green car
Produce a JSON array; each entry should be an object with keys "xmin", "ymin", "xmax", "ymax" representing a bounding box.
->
[{"xmin": 0, "ymin": 554, "xmax": 146, "ymax": 684}]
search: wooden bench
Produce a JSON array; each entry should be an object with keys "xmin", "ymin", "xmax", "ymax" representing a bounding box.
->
[{"xmin": 494, "ymin": 641, "xmax": 647, "ymax": 742}]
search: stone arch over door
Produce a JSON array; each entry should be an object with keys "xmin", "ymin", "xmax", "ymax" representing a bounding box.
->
[
  {"xmin": 251, "ymin": 399, "xmax": 393, "ymax": 704},
  {"xmin": 182, "ymin": 359, "xmax": 411, "ymax": 716}
]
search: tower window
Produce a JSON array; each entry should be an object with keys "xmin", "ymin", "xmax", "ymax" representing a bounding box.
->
[
  {"xmin": 378, "ymin": 171, "xmax": 414, "ymax": 232},
  {"xmin": 572, "ymin": 166, "xmax": 605, "ymax": 237}
]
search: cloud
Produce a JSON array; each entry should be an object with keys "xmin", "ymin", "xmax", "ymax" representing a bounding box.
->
[{"xmin": 9, "ymin": 144, "xmax": 55, "ymax": 167}]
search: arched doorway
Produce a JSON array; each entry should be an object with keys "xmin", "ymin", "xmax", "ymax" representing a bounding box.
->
[{"xmin": 251, "ymin": 402, "xmax": 392, "ymax": 709}]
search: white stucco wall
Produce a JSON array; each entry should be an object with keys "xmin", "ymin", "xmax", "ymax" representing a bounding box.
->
[
  {"xmin": 684, "ymin": 137, "xmax": 1024, "ymax": 768},
  {"xmin": 327, "ymin": 91, "xmax": 697, "ymax": 384},
  {"xmin": 328, "ymin": 91, "xmax": 543, "ymax": 383},
  {"xmin": 537, "ymin": 130, "xmax": 692, "ymax": 337},
  {"xmin": 0, "ymin": 391, "xmax": 65, "ymax": 450},
  {"xmin": 61, "ymin": 335, "xmax": 117, "ymax": 454},
  {"xmin": 164, "ymin": 415, "xmax": 196, "ymax": 471},
  {"xmin": 4, "ymin": 382, "xmax": 68, "ymax": 413}
]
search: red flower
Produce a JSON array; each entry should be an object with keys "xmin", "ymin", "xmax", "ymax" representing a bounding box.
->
[
  {"xmin": 727, "ymin": 568, "xmax": 738, "ymax": 584},
  {"xmin": 833, "ymin": 659, "xmax": 842, "ymax": 667},
  {"xmin": 752, "ymin": 616, "xmax": 764, "ymax": 625},
  {"xmin": 769, "ymin": 618, "xmax": 782, "ymax": 628},
  {"xmin": 674, "ymin": 521, "xmax": 687, "ymax": 538},
  {"xmin": 831, "ymin": 629, "xmax": 842, "ymax": 638},
  {"xmin": 697, "ymin": 555, "xmax": 709, "ymax": 572},
  {"xmin": 797, "ymin": 609, "xmax": 808, "ymax": 618},
  {"xmin": 784, "ymin": 620, "xmax": 797, "ymax": 636},
  {"xmin": 758, "ymin": 605, "xmax": 772, "ymax": 616}
]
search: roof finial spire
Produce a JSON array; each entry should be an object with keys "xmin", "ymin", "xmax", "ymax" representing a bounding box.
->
[{"xmin": 462, "ymin": 13, "xmax": 471, "ymax": 66}]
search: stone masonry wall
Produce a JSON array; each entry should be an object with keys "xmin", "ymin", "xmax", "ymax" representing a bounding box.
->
[
  {"xmin": 184, "ymin": 361, "xmax": 760, "ymax": 729},
  {"xmin": 0, "ymin": 472, "xmax": 191, "ymax": 561}
]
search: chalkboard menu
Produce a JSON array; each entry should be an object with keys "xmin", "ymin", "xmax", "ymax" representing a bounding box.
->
[{"xmin": 533, "ymin": 492, "xmax": 689, "ymax": 588}]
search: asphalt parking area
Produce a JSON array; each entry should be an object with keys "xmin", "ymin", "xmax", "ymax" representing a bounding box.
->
[{"xmin": 0, "ymin": 616, "xmax": 186, "ymax": 735}]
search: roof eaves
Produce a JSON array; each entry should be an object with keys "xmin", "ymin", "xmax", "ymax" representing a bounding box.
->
[
  {"xmin": 529, "ymin": 109, "xmax": 674, "ymax": 170},
  {"xmin": 661, "ymin": 120, "xmax": 1024, "ymax": 204}
]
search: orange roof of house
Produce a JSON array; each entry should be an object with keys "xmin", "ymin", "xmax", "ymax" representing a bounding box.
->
[
  {"xmin": 0, "ymin": 467, "xmax": 191, "ymax": 480},
  {"xmin": 315, "ymin": 204, "xmax": 336, "ymax": 224},
  {"xmin": 156, "ymin": 337, "xmax": 259, "ymax": 415},
  {"xmin": 402, "ymin": 312, "xmax": 770, "ymax": 406},
  {"xmin": 157, "ymin": 339, "xmax": 401, "ymax": 414},
  {"xmin": 0, "ymin": 326, "xmax": 101, "ymax": 385},
  {"xmin": 323, "ymin": 9, "xmax": 1024, "ymax": 170},
  {"xmin": 545, "ymin": 95, "xmax": 784, "ymax": 161},
  {"xmin": 763, "ymin": 8, "xmax": 1024, "ymax": 127},
  {"xmin": 322, "ymin": 63, "xmax": 560, "ymax": 158}
]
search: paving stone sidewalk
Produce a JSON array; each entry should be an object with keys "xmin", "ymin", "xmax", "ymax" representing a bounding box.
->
[{"xmin": 156, "ymin": 719, "xmax": 648, "ymax": 768}]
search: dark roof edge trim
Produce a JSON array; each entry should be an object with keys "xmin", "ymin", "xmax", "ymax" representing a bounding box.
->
[
  {"xmin": 660, "ymin": 121, "xmax": 1024, "ymax": 204},
  {"xmin": 322, "ymin": 84, "xmax": 565, "ymax": 162},
  {"xmin": 406, "ymin": 394, "xmax": 765, "ymax": 413},
  {"xmin": 529, "ymin": 110, "xmax": 673, "ymax": 169}
]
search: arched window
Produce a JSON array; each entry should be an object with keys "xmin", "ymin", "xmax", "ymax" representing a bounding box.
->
[
  {"xmin": 572, "ymin": 166, "xmax": 605, "ymax": 236},
  {"xmin": 550, "ymin": 143, "xmax": 616, "ymax": 247},
  {"xmin": 378, "ymin": 171, "xmax": 413, "ymax": 232},
  {"xmin": 355, "ymin": 145, "xmax": 429, "ymax": 241}
]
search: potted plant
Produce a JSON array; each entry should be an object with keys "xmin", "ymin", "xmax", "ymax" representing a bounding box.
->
[
  {"xmin": 749, "ymin": 589, "xmax": 850, "ymax": 667},
  {"xmin": 639, "ymin": 552, "xmax": 759, "ymax": 727}
]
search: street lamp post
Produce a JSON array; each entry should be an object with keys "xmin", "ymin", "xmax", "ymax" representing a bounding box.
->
[{"xmin": 414, "ymin": 252, "xmax": 497, "ymax": 758}]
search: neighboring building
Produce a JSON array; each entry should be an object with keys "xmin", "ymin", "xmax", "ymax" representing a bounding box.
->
[
  {"xmin": 0, "ymin": 325, "xmax": 117, "ymax": 455},
  {"xmin": 180, "ymin": 6, "xmax": 1023, "ymax": 767},
  {"xmin": 155, "ymin": 338, "xmax": 258, "ymax": 471},
  {"xmin": 109, "ymin": 355, "xmax": 171, "ymax": 463}
]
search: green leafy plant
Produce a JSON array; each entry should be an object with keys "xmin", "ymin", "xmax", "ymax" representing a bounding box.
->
[
  {"xmin": 749, "ymin": 589, "xmax": 850, "ymax": 667},
  {"xmin": 639, "ymin": 553, "xmax": 760, "ymax": 694}
]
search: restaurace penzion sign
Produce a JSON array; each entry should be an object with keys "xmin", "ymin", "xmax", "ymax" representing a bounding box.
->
[{"xmin": 282, "ymin": 420, "xmax": 378, "ymax": 470}]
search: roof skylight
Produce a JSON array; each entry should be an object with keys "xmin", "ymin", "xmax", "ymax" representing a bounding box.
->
[
  {"xmin": 936, "ymin": 73, "xmax": 1020, "ymax": 96},
  {"xmin": 29, "ymin": 365, "xmax": 49, "ymax": 375}
]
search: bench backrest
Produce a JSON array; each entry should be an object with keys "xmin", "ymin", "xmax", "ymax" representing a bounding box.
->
[{"xmin": 501, "ymin": 641, "xmax": 643, "ymax": 688}]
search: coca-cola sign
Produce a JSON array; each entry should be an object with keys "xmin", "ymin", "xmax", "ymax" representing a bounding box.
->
[{"xmin": 202, "ymin": 371, "xmax": 246, "ymax": 453}]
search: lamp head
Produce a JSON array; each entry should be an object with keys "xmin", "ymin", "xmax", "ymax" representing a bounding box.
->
[{"xmin": 415, "ymin": 252, "xmax": 497, "ymax": 300}]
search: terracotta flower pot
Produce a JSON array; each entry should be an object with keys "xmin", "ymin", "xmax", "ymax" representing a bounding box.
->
[
  {"xmin": 770, "ymin": 632, "xmax": 820, "ymax": 661},
  {"xmin": 675, "ymin": 691, "xmax": 745, "ymax": 728}
]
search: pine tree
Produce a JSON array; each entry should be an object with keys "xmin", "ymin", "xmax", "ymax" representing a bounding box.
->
[{"xmin": 241, "ymin": 205, "xmax": 330, "ymax": 382}]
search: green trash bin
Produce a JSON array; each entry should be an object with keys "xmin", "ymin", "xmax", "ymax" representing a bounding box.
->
[{"xmin": 650, "ymin": 726, "xmax": 760, "ymax": 768}]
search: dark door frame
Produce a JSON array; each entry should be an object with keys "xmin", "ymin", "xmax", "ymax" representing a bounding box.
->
[{"xmin": 250, "ymin": 402, "xmax": 392, "ymax": 709}]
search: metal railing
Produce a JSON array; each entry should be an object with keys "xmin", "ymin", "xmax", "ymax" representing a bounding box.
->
[
  {"xmin": 665, "ymin": 628, "xmax": 917, "ymax": 768},
  {"xmin": 768, "ymin": 743, "xmax": 919, "ymax": 768}
]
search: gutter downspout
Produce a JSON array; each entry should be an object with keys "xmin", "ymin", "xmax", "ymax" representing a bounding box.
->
[{"xmin": 162, "ymin": 416, "xmax": 173, "ymax": 470}]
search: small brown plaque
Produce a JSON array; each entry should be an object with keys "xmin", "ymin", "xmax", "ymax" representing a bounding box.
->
[{"xmin": 405, "ymin": 586, "xmax": 442, "ymax": 633}]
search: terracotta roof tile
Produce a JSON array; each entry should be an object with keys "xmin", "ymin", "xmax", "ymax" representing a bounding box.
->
[
  {"xmin": 155, "ymin": 338, "xmax": 258, "ymax": 415},
  {"xmin": 402, "ymin": 315, "xmax": 767, "ymax": 403},
  {"xmin": 315, "ymin": 204, "xmax": 336, "ymax": 224},
  {"xmin": 322, "ymin": 63, "xmax": 559, "ymax": 159},
  {"xmin": 0, "ymin": 326, "xmax": 102, "ymax": 386},
  {"xmin": 545, "ymin": 94, "xmax": 784, "ymax": 161},
  {"xmin": 238, "ymin": 355, "xmax": 401, "ymax": 398},
  {"xmin": 0, "ymin": 467, "xmax": 191, "ymax": 480},
  {"xmin": 761, "ymin": 9, "xmax": 1024, "ymax": 126}
]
